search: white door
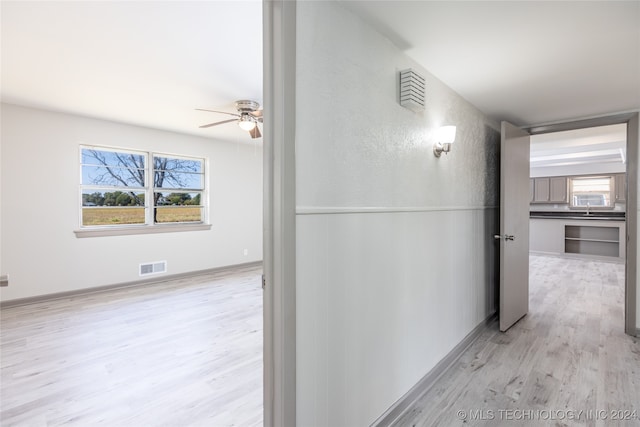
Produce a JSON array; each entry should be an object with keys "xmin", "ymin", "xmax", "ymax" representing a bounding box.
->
[{"xmin": 497, "ymin": 121, "xmax": 531, "ymax": 332}]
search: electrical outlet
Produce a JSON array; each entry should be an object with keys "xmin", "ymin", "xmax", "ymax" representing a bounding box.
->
[
  {"xmin": 0, "ymin": 275, "xmax": 9, "ymax": 287},
  {"xmin": 243, "ymin": 249, "xmax": 248, "ymax": 256}
]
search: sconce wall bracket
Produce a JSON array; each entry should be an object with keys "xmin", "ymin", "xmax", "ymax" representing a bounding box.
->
[
  {"xmin": 433, "ymin": 126, "xmax": 456, "ymax": 158},
  {"xmin": 433, "ymin": 142, "xmax": 452, "ymax": 157}
]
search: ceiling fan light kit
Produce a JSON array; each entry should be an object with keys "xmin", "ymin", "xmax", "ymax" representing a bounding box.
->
[
  {"xmin": 197, "ymin": 99, "xmax": 263, "ymax": 139},
  {"xmin": 238, "ymin": 114, "xmax": 257, "ymax": 131}
]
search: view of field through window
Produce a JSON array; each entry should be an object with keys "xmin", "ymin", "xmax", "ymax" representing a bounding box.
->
[{"xmin": 80, "ymin": 147, "xmax": 205, "ymax": 226}]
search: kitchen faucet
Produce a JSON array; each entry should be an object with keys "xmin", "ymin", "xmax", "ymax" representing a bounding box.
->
[{"xmin": 586, "ymin": 203, "xmax": 590, "ymax": 215}]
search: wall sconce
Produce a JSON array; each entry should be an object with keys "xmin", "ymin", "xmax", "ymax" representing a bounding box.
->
[{"xmin": 433, "ymin": 125, "xmax": 456, "ymax": 157}]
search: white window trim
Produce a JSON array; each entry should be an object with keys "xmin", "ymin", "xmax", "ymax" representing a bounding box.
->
[
  {"xmin": 568, "ymin": 175, "xmax": 616, "ymax": 210},
  {"xmin": 76, "ymin": 145, "xmax": 210, "ymax": 237},
  {"xmin": 74, "ymin": 223, "xmax": 211, "ymax": 238}
]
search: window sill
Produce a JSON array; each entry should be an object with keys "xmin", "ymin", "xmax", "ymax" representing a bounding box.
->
[{"xmin": 74, "ymin": 223, "xmax": 212, "ymax": 238}]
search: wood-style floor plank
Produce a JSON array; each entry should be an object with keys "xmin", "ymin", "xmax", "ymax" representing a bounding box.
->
[
  {"xmin": 1, "ymin": 265, "xmax": 263, "ymax": 427},
  {"xmin": 394, "ymin": 255, "xmax": 640, "ymax": 427}
]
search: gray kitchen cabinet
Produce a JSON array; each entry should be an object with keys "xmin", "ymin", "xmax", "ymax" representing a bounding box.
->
[
  {"xmin": 530, "ymin": 218, "xmax": 626, "ymax": 260},
  {"xmin": 531, "ymin": 176, "xmax": 568, "ymax": 204},
  {"xmin": 530, "ymin": 178, "xmax": 535, "ymax": 202},
  {"xmin": 533, "ymin": 177, "xmax": 550, "ymax": 202},
  {"xmin": 615, "ymin": 173, "xmax": 626, "ymax": 203},
  {"xmin": 549, "ymin": 177, "xmax": 568, "ymax": 202},
  {"xmin": 565, "ymin": 225, "xmax": 620, "ymax": 258}
]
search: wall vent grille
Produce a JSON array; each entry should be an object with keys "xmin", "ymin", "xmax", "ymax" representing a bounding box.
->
[
  {"xmin": 399, "ymin": 69, "xmax": 426, "ymax": 112},
  {"xmin": 139, "ymin": 261, "xmax": 167, "ymax": 276}
]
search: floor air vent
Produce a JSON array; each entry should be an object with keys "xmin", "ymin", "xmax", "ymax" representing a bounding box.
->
[{"xmin": 139, "ymin": 261, "xmax": 167, "ymax": 276}]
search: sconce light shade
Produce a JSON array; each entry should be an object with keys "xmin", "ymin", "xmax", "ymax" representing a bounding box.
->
[
  {"xmin": 438, "ymin": 125, "xmax": 456, "ymax": 144},
  {"xmin": 434, "ymin": 125, "xmax": 456, "ymax": 157}
]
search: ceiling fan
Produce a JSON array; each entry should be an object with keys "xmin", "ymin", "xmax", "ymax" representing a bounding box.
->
[{"xmin": 197, "ymin": 100, "xmax": 263, "ymax": 139}]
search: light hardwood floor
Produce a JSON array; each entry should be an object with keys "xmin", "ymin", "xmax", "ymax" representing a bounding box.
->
[
  {"xmin": 394, "ymin": 255, "xmax": 640, "ymax": 427},
  {"xmin": 1, "ymin": 264, "xmax": 263, "ymax": 427}
]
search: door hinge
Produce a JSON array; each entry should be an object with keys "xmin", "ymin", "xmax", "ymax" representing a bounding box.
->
[{"xmin": 262, "ymin": 274, "xmax": 266, "ymax": 290}]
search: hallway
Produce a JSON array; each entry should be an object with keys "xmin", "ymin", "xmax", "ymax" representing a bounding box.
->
[{"xmin": 395, "ymin": 255, "xmax": 640, "ymax": 426}]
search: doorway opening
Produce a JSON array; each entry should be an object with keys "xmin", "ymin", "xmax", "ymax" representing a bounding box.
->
[{"xmin": 527, "ymin": 120, "xmax": 634, "ymax": 335}]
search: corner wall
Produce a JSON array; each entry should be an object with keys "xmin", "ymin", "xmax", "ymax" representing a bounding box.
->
[
  {"xmin": 0, "ymin": 103, "xmax": 263, "ymax": 302},
  {"xmin": 294, "ymin": 2, "xmax": 500, "ymax": 425}
]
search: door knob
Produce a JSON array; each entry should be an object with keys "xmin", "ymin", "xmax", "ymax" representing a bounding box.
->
[{"xmin": 494, "ymin": 234, "xmax": 515, "ymax": 241}]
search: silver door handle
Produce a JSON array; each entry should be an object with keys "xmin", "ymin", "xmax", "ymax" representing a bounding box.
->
[{"xmin": 494, "ymin": 234, "xmax": 515, "ymax": 241}]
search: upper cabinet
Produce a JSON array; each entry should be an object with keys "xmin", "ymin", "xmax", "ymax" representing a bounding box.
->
[
  {"xmin": 531, "ymin": 176, "xmax": 568, "ymax": 203},
  {"xmin": 549, "ymin": 177, "xmax": 568, "ymax": 202},
  {"xmin": 615, "ymin": 173, "xmax": 626, "ymax": 203},
  {"xmin": 533, "ymin": 177, "xmax": 550, "ymax": 202},
  {"xmin": 529, "ymin": 179, "xmax": 535, "ymax": 202},
  {"xmin": 531, "ymin": 174, "xmax": 625, "ymax": 206}
]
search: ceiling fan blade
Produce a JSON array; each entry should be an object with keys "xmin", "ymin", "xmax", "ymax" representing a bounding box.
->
[
  {"xmin": 199, "ymin": 118, "xmax": 238, "ymax": 128},
  {"xmin": 249, "ymin": 109, "xmax": 263, "ymax": 118},
  {"xmin": 249, "ymin": 126, "xmax": 261, "ymax": 139},
  {"xmin": 195, "ymin": 108, "xmax": 240, "ymax": 118}
]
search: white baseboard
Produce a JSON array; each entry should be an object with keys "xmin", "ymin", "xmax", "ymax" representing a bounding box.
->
[{"xmin": 0, "ymin": 261, "xmax": 263, "ymax": 308}]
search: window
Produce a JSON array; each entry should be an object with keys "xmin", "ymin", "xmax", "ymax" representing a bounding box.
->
[
  {"xmin": 80, "ymin": 146, "xmax": 205, "ymax": 228},
  {"xmin": 569, "ymin": 176, "xmax": 613, "ymax": 209},
  {"xmin": 152, "ymin": 155, "xmax": 204, "ymax": 224}
]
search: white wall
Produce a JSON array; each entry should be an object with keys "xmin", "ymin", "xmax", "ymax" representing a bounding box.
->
[
  {"xmin": 0, "ymin": 103, "xmax": 262, "ymax": 302},
  {"xmin": 295, "ymin": 2, "xmax": 499, "ymax": 425}
]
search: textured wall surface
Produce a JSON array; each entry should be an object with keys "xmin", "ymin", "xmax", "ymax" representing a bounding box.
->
[
  {"xmin": 295, "ymin": 2, "xmax": 500, "ymax": 425},
  {"xmin": 0, "ymin": 104, "xmax": 263, "ymax": 301},
  {"xmin": 296, "ymin": 5, "xmax": 497, "ymax": 210}
]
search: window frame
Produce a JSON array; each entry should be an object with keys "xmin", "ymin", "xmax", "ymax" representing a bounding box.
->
[
  {"xmin": 150, "ymin": 152, "xmax": 207, "ymax": 226},
  {"xmin": 568, "ymin": 175, "xmax": 616, "ymax": 210},
  {"xmin": 76, "ymin": 145, "xmax": 210, "ymax": 237}
]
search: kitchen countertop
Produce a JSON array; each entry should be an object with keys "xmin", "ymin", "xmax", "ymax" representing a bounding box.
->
[{"xmin": 530, "ymin": 211, "xmax": 626, "ymax": 221}]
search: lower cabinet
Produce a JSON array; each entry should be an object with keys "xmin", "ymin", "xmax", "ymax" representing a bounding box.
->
[
  {"xmin": 564, "ymin": 225, "xmax": 619, "ymax": 257},
  {"xmin": 530, "ymin": 218, "xmax": 625, "ymax": 260}
]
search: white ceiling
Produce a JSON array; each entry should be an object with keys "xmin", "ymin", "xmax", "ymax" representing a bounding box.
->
[
  {"xmin": 1, "ymin": 1, "xmax": 639, "ymax": 143},
  {"xmin": 342, "ymin": 1, "xmax": 640, "ymax": 126},
  {"xmin": 1, "ymin": 1, "xmax": 263, "ymax": 143}
]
